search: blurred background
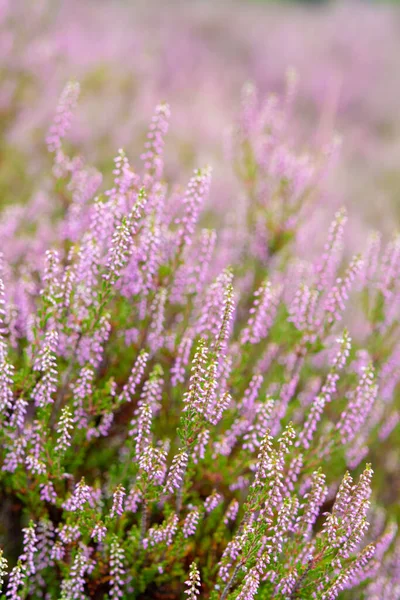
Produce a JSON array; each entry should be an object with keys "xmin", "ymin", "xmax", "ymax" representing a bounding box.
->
[{"xmin": 1, "ymin": 0, "xmax": 400, "ymax": 248}]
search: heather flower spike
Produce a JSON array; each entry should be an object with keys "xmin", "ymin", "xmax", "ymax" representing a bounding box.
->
[{"xmin": 185, "ymin": 562, "xmax": 201, "ymax": 599}]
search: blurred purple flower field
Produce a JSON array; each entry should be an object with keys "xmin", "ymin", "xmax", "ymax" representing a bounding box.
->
[{"xmin": 2, "ymin": 1, "xmax": 400, "ymax": 230}]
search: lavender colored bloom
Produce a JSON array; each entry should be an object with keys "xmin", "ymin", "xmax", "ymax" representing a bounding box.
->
[
  {"xmin": 193, "ymin": 428, "xmax": 210, "ymax": 463},
  {"xmin": 288, "ymin": 283, "xmax": 318, "ymax": 341},
  {"xmin": 185, "ymin": 562, "xmax": 201, "ymax": 599},
  {"xmin": 6, "ymin": 563, "xmax": 25, "ymax": 600},
  {"xmin": 35, "ymin": 519, "xmax": 55, "ymax": 572},
  {"xmin": 236, "ymin": 567, "xmax": 260, "ymax": 600},
  {"xmin": 55, "ymin": 406, "xmax": 74, "ymax": 454},
  {"xmin": 321, "ymin": 545, "xmax": 375, "ymax": 600},
  {"xmin": 50, "ymin": 541, "xmax": 65, "ymax": 562},
  {"xmin": 21, "ymin": 522, "xmax": 37, "ymax": 576},
  {"xmin": 141, "ymin": 103, "xmax": 170, "ymax": 185},
  {"xmin": 295, "ymin": 470, "xmax": 327, "ymax": 539},
  {"xmin": 91, "ymin": 523, "xmax": 107, "ymax": 543},
  {"xmin": 139, "ymin": 445, "xmax": 167, "ymax": 485},
  {"xmin": 118, "ymin": 350, "xmax": 149, "ymax": 404},
  {"xmin": 0, "ymin": 278, "xmax": 14, "ymax": 414},
  {"xmin": 0, "ymin": 550, "xmax": 8, "ymax": 589},
  {"xmin": 148, "ymin": 288, "xmax": 167, "ymax": 353},
  {"xmin": 131, "ymin": 401, "xmax": 153, "ymax": 458},
  {"xmin": 182, "ymin": 338, "xmax": 208, "ymax": 414},
  {"xmin": 323, "ymin": 255, "xmax": 364, "ymax": 325},
  {"xmin": 63, "ymin": 478, "xmax": 92, "ymax": 512},
  {"xmin": 46, "ymin": 81, "xmax": 80, "ymax": 153},
  {"xmin": 32, "ymin": 330, "xmax": 58, "ymax": 408},
  {"xmin": 176, "ymin": 167, "xmax": 212, "ymax": 251},
  {"xmin": 183, "ymin": 508, "xmax": 201, "ymax": 538},
  {"xmin": 60, "ymin": 545, "xmax": 91, "ymax": 600},
  {"xmin": 223, "ymin": 499, "xmax": 239, "ymax": 525},
  {"xmin": 109, "ymin": 537, "xmax": 126, "ymax": 600},
  {"xmin": 204, "ymin": 491, "xmax": 223, "ymax": 514},
  {"xmin": 314, "ymin": 208, "xmax": 347, "ymax": 292},
  {"xmin": 241, "ymin": 279, "xmax": 278, "ymax": 345},
  {"xmin": 164, "ymin": 450, "xmax": 188, "ymax": 494},
  {"xmin": 71, "ymin": 366, "xmax": 94, "ymax": 428},
  {"xmin": 110, "ymin": 485, "xmax": 126, "ymax": 518},
  {"xmin": 337, "ymin": 364, "xmax": 377, "ymax": 445},
  {"xmin": 171, "ymin": 335, "xmax": 193, "ymax": 387}
]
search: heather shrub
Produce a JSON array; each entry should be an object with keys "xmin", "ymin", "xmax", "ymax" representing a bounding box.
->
[{"xmin": 0, "ymin": 79, "xmax": 399, "ymax": 600}]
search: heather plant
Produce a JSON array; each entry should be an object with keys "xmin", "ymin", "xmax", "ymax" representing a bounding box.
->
[
  {"xmin": 2, "ymin": 0, "xmax": 400, "ymax": 232},
  {"xmin": 0, "ymin": 79, "xmax": 399, "ymax": 600}
]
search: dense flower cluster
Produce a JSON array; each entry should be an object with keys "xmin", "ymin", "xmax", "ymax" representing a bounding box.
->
[{"xmin": 0, "ymin": 44, "xmax": 400, "ymax": 599}]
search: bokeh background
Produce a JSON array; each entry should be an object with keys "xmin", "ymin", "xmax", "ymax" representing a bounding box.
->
[{"xmin": 1, "ymin": 0, "xmax": 400, "ymax": 248}]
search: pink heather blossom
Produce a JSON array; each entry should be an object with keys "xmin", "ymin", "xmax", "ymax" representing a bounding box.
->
[
  {"xmin": 143, "ymin": 514, "xmax": 179, "ymax": 549},
  {"xmin": 337, "ymin": 365, "xmax": 377, "ymax": 445},
  {"xmin": 164, "ymin": 450, "xmax": 188, "ymax": 494},
  {"xmin": 60, "ymin": 545, "xmax": 92, "ymax": 600},
  {"xmin": 55, "ymin": 406, "xmax": 74, "ymax": 453},
  {"xmin": 236, "ymin": 567, "xmax": 260, "ymax": 600},
  {"xmin": 176, "ymin": 166, "xmax": 212, "ymax": 251},
  {"xmin": 109, "ymin": 538, "xmax": 126, "ymax": 600},
  {"xmin": 241, "ymin": 280, "xmax": 279, "ymax": 345},
  {"xmin": 193, "ymin": 428, "xmax": 210, "ymax": 463},
  {"xmin": 148, "ymin": 288, "xmax": 167, "ymax": 353},
  {"xmin": 8, "ymin": 395, "xmax": 28, "ymax": 432},
  {"xmin": 323, "ymin": 255, "xmax": 364, "ymax": 325},
  {"xmin": 191, "ymin": 229, "xmax": 217, "ymax": 294},
  {"xmin": 297, "ymin": 332, "xmax": 351, "ymax": 450},
  {"xmin": 118, "ymin": 350, "xmax": 149, "ymax": 404},
  {"xmin": 0, "ymin": 278, "xmax": 14, "ymax": 414},
  {"xmin": 6, "ymin": 563, "xmax": 25, "ymax": 600},
  {"xmin": 204, "ymin": 491, "xmax": 223, "ymax": 514},
  {"xmin": 110, "ymin": 485, "xmax": 126, "ymax": 518},
  {"xmin": 125, "ymin": 488, "xmax": 142, "ymax": 514},
  {"xmin": 196, "ymin": 270, "xmax": 233, "ymax": 346},
  {"xmin": 223, "ymin": 499, "xmax": 239, "ymax": 525},
  {"xmin": 77, "ymin": 314, "xmax": 111, "ymax": 368},
  {"xmin": 40, "ymin": 482, "xmax": 57, "ymax": 504},
  {"xmin": 379, "ymin": 234, "xmax": 400, "ymax": 299},
  {"xmin": 171, "ymin": 335, "xmax": 193, "ymax": 387},
  {"xmin": 321, "ymin": 545, "xmax": 375, "ymax": 600},
  {"xmin": 91, "ymin": 523, "xmax": 107, "ymax": 543},
  {"xmin": 21, "ymin": 522, "xmax": 37, "ymax": 576},
  {"xmin": 2, "ymin": 434, "xmax": 27, "ymax": 473},
  {"xmin": 46, "ymin": 81, "xmax": 80, "ymax": 153},
  {"xmin": 0, "ymin": 551, "xmax": 8, "ymax": 589},
  {"xmin": 295, "ymin": 470, "xmax": 327, "ymax": 539},
  {"xmin": 32, "ymin": 330, "xmax": 58, "ymax": 407},
  {"xmin": 50, "ymin": 541, "xmax": 65, "ymax": 562},
  {"xmin": 71, "ymin": 366, "xmax": 94, "ymax": 428},
  {"xmin": 35, "ymin": 520, "xmax": 55, "ymax": 572},
  {"xmin": 362, "ymin": 231, "xmax": 381, "ymax": 285},
  {"xmin": 239, "ymin": 374, "xmax": 263, "ymax": 416},
  {"xmin": 183, "ymin": 508, "xmax": 201, "ymax": 538},
  {"xmin": 138, "ymin": 445, "xmax": 167, "ymax": 485},
  {"xmin": 131, "ymin": 400, "xmax": 153, "ymax": 458},
  {"xmin": 314, "ymin": 208, "xmax": 347, "ymax": 292},
  {"xmin": 288, "ymin": 283, "xmax": 318, "ymax": 341},
  {"xmin": 182, "ymin": 338, "xmax": 208, "ymax": 414},
  {"xmin": 63, "ymin": 478, "xmax": 93, "ymax": 512},
  {"xmin": 185, "ymin": 562, "xmax": 201, "ymax": 599},
  {"xmin": 141, "ymin": 103, "xmax": 171, "ymax": 185}
]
